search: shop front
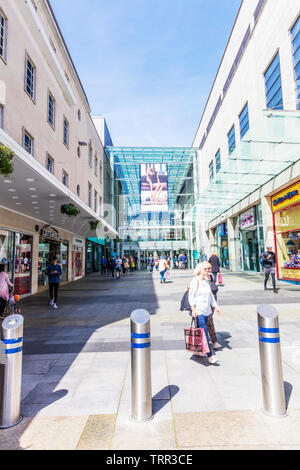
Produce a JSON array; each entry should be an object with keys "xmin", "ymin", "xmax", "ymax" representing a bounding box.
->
[
  {"xmin": 272, "ymin": 181, "xmax": 300, "ymax": 284},
  {"xmin": 217, "ymin": 223, "xmax": 229, "ymax": 268},
  {"xmin": 0, "ymin": 228, "xmax": 33, "ymax": 295},
  {"xmin": 239, "ymin": 205, "xmax": 264, "ymax": 272},
  {"xmin": 38, "ymin": 226, "xmax": 69, "ymax": 287},
  {"xmin": 72, "ymin": 237, "xmax": 84, "ymax": 280},
  {"xmin": 86, "ymin": 238, "xmax": 104, "ymax": 273}
]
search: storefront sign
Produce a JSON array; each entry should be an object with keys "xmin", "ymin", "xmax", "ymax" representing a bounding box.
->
[
  {"xmin": 272, "ymin": 181, "xmax": 300, "ymax": 212},
  {"xmin": 40, "ymin": 225, "xmax": 62, "ymax": 241},
  {"xmin": 72, "ymin": 237, "xmax": 84, "ymax": 247},
  {"xmin": 240, "ymin": 208, "xmax": 255, "ymax": 230}
]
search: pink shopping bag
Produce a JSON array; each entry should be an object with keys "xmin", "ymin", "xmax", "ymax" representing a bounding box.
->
[{"xmin": 184, "ymin": 318, "xmax": 210, "ymax": 354}]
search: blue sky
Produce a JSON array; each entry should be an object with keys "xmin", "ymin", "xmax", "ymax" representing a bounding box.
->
[{"xmin": 50, "ymin": 0, "xmax": 241, "ymax": 147}]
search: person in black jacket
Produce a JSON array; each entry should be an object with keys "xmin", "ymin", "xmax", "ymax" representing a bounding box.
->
[
  {"xmin": 208, "ymin": 253, "xmax": 220, "ymax": 283},
  {"xmin": 260, "ymin": 247, "xmax": 278, "ymax": 293}
]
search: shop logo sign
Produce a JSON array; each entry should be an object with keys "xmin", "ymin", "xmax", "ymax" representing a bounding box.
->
[
  {"xmin": 40, "ymin": 225, "xmax": 62, "ymax": 241},
  {"xmin": 273, "ymin": 190, "xmax": 298, "ymax": 207},
  {"xmin": 240, "ymin": 209, "xmax": 255, "ymax": 230}
]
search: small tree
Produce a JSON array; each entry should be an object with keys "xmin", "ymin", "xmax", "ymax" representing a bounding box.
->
[{"xmin": 0, "ymin": 144, "xmax": 14, "ymax": 177}]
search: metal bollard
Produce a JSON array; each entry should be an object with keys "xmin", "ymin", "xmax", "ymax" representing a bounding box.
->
[
  {"xmin": 130, "ymin": 309, "xmax": 152, "ymax": 422},
  {"xmin": 257, "ymin": 305, "xmax": 287, "ymax": 417},
  {"xmin": 0, "ymin": 314, "xmax": 24, "ymax": 428}
]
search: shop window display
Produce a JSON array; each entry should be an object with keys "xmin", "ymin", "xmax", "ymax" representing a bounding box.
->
[{"xmin": 274, "ymin": 204, "xmax": 300, "ymax": 281}]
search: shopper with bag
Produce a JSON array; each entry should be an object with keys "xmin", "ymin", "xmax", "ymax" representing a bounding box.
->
[
  {"xmin": 0, "ymin": 264, "xmax": 14, "ymax": 317},
  {"xmin": 188, "ymin": 261, "xmax": 221, "ymax": 364},
  {"xmin": 208, "ymin": 253, "xmax": 221, "ymax": 283},
  {"xmin": 206, "ymin": 267, "xmax": 222, "ymax": 349}
]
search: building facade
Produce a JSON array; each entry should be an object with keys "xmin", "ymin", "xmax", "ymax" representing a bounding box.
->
[
  {"xmin": 193, "ymin": 0, "xmax": 300, "ymax": 283},
  {"xmin": 0, "ymin": 0, "xmax": 116, "ymax": 296}
]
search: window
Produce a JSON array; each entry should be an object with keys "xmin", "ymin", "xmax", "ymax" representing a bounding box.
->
[
  {"xmin": 99, "ymin": 196, "xmax": 102, "ymax": 217},
  {"xmin": 94, "ymin": 190, "xmax": 98, "ymax": 213},
  {"xmin": 46, "ymin": 154, "xmax": 54, "ymax": 174},
  {"xmin": 88, "ymin": 142, "xmax": 92, "ymax": 167},
  {"xmin": 77, "ymin": 145, "xmax": 81, "ymax": 158},
  {"xmin": 88, "ymin": 182, "xmax": 92, "ymax": 208},
  {"xmin": 0, "ymin": 105, "xmax": 3, "ymax": 129},
  {"xmin": 0, "ymin": 10, "xmax": 7, "ymax": 61},
  {"xmin": 291, "ymin": 16, "xmax": 300, "ymax": 110},
  {"xmin": 76, "ymin": 184, "xmax": 80, "ymax": 197},
  {"xmin": 264, "ymin": 52, "xmax": 283, "ymax": 110},
  {"xmin": 77, "ymin": 109, "xmax": 81, "ymax": 121},
  {"xmin": 239, "ymin": 103, "xmax": 250, "ymax": 139},
  {"xmin": 25, "ymin": 54, "xmax": 36, "ymax": 101},
  {"xmin": 48, "ymin": 91, "xmax": 55, "ymax": 128},
  {"xmin": 62, "ymin": 170, "xmax": 68, "ymax": 187},
  {"xmin": 209, "ymin": 161, "xmax": 214, "ymax": 182},
  {"xmin": 227, "ymin": 125, "xmax": 236, "ymax": 155},
  {"xmin": 94, "ymin": 154, "xmax": 98, "ymax": 176},
  {"xmin": 63, "ymin": 117, "xmax": 69, "ymax": 148},
  {"xmin": 23, "ymin": 130, "xmax": 34, "ymax": 155},
  {"xmin": 99, "ymin": 162, "xmax": 102, "ymax": 183},
  {"xmin": 215, "ymin": 149, "xmax": 221, "ymax": 173}
]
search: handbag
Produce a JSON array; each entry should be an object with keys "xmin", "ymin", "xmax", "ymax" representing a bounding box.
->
[
  {"xmin": 218, "ymin": 272, "xmax": 223, "ymax": 284},
  {"xmin": 184, "ymin": 318, "xmax": 210, "ymax": 354}
]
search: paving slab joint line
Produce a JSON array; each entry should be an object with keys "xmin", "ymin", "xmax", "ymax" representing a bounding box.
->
[
  {"xmin": 163, "ymin": 350, "xmax": 179, "ymax": 449},
  {"xmin": 108, "ymin": 359, "xmax": 129, "ymax": 449}
]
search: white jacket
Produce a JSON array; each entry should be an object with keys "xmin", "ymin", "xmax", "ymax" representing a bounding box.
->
[{"xmin": 188, "ymin": 277, "xmax": 217, "ymax": 316}]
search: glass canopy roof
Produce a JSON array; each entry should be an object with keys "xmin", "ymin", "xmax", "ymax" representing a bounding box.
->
[
  {"xmin": 195, "ymin": 110, "xmax": 300, "ymax": 222},
  {"xmin": 105, "ymin": 146, "xmax": 197, "ymax": 214}
]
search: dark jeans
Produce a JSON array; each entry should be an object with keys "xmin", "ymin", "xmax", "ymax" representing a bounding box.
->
[
  {"xmin": 264, "ymin": 268, "xmax": 276, "ymax": 290},
  {"xmin": 101, "ymin": 265, "xmax": 106, "ymax": 275},
  {"xmin": 0, "ymin": 298, "xmax": 6, "ymax": 316},
  {"xmin": 49, "ymin": 283, "xmax": 59, "ymax": 303}
]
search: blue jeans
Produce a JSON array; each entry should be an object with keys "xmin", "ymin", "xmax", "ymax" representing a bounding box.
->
[
  {"xmin": 160, "ymin": 270, "xmax": 166, "ymax": 282},
  {"xmin": 197, "ymin": 314, "xmax": 212, "ymax": 357}
]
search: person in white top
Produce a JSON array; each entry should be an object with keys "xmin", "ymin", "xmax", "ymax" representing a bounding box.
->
[{"xmin": 188, "ymin": 262, "xmax": 222, "ymax": 364}]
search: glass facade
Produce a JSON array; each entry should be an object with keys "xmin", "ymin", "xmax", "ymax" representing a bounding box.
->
[
  {"xmin": 291, "ymin": 16, "xmax": 300, "ymax": 110},
  {"xmin": 0, "ymin": 229, "xmax": 33, "ymax": 295},
  {"xmin": 38, "ymin": 237, "xmax": 68, "ymax": 286}
]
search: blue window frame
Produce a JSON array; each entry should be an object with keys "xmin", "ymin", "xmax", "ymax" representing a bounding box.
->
[
  {"xmin": 291, "ymin": 16, "xmax": 300, "ymax": 110},
  {"xmin": 239, "ymin": 103, "xmax": 250, "ymax": 138},
  {"xmin": 215, "ymin": 149, "xmax": 221, "ymax": 173},
  {"xmin": 209, "ymin": 161, "xmax": 214, "ymax": 182},
  {"xmin": 227, "ymin": 125, "xmax": 236, "ymax": 155},
  {"xmin": 264, "ymin": 52, "xmax": 283, "ymax": 110}
]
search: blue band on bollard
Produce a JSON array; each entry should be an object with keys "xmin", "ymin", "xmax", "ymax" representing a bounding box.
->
[
  {"xmin": 131, "ymin": 333, "xmax": 150, "ymax": 339},
  {"xmin": 5, "ymin": 346, "xmax": 23, "ymax": 354},
  {"xmin": 131, "ymin": 342, "xmax": 151, "ymax": 349},
  {"xmin": 258, "ymin": 327, "xmax": 279, "ymax": 333},
  {"xmin": 2, "ymin": 337, "xmax": 23, "ymax": 344},
  {"xmin": 259, "ymin": 337, "xmax": 280, "ymax": 343}
]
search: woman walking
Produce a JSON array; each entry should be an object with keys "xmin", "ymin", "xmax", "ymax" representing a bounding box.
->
[
  {"xmin": 208, "ymin": 253, "xmax": 220, "ymax": 283},
  {"xmin": 188, "ymin": 261, "xmax": 221, "ymax": 364},
  {"xmin": 46, "ymin": 256, "xmax": 62, "ymax": 309},
  {"xmin": 129, "ymin": 256, "xmax": 135, "ymax": 275},
  {"xmin": 206, "ymin": 266, "xmax": 222, "ymax": 349},
  {"xmin": 0, "ymin": 264, "xmax": 14, "ymax": 317}
]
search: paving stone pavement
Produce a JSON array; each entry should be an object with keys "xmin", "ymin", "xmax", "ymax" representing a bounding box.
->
[{"xmin": 1, "ymin": 269, "xmax": 300, "ymax": 450}]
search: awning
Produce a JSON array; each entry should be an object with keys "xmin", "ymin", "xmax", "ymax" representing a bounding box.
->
[
  {"xmin": 195, "ymin": 110, "xmax": 300, "ymax": 221},
  {"xmin": 0, "ymin": 129, "xmax": 117, "ymax": 239}
]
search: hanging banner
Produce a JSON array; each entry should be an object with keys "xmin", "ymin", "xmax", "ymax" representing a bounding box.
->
[{"xmin": 140, "ymin": 163, "xmax": 168, "ymax": 212}]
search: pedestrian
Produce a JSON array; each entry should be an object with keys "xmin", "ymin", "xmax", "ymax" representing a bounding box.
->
[
  {"xmin": 174, "ymin": 254, "xmax": 178, "ymax": 269},
  {"xmin": 159, "ymin": 257, "xmax": 167, "ymax": 284},
  {"xmin": 205, "ymin": 266, "xmax": 222, "ymax": 349},
  {"xmin": 180, "ymin": 286, "xmax": 192, "ymax": 314},
  {"xmin": 115, "ymin": 256, "xmax": 122, "ymax": 279},
  {"xmin": 0, "ymin": 264, "xmax": 14, "ymax": 317},
  {"xmin": 148, "ymin": 254, "xmax": 154, "ymax": 273},
  {"xmin": 179, "ymin": 252, "xmax": 187, "ymax": 269},
  {"xmin": 100, "ymin": 255, "xmax": 107, "ymax": 275},
  {"xmin": 208, "ymin": 252, "xmax": 220, "ymax": 283},
  {"xmin": 188, "ymin": 261, "xmax": 221, "ymax": 364},
  {"xmin": 154, "ymin": 255, "xmax": 159, "ymax": 272},
  {"xmin": 123, "ymin": 256, "xmax": 129, "ymax": 275},
  {"xmin": 260, "ymin": 247, "xmax": 278, "ymax": 293},
  {"xmin": 108, "ymin": 256, "xmax": 116, "ymax": 279},
  {"xmin": 129, "ymin": 256, "xmax": 135, "ymax": 275},
  {"xmin": 46, "ymin": 256, "xmax": 62, "ymax": 309}
]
